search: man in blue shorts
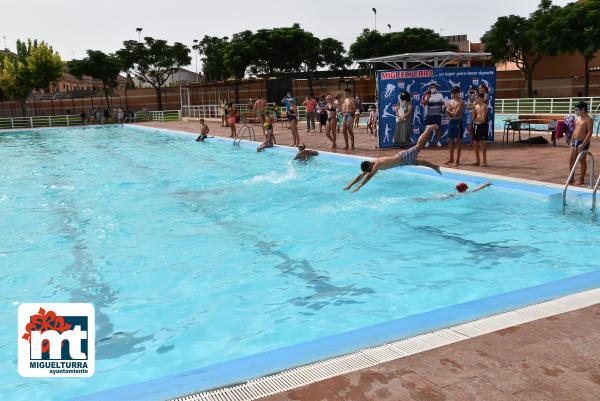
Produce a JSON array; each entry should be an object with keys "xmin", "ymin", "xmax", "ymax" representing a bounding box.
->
[
  {"xmin": 343, "ymin": 125, "xmax": 442, "ymax": 192},
  {"xmin": 445, "ymin": 86, "xmax": 465, "ymax": 166}
]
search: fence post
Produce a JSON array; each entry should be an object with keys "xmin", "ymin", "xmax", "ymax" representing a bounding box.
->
[
  {"xmin": 569, "ymin": 98, "xmax": 573, "ymax": 112},
  {"xmin": 11, "ymin": 118, "xmax": 14, "ymax": 129},
  {"xmin": 67, "ymin": 115, "xmax": 70, "ymax": 127},
  {"xmin": 550, "ymin": 99, "xmax": 554, "ymax": 114},
  {"xmin": 30, "ymin": 117, "xmax": 33, "ymax": 128},
  {"xmin": 517, "ymin": 98, "xmax": 520, "ymax": 114},
  {"xmin": 48, "ymin": 116, "xmax": 52, "ymax": 127},
  {"xmin": 178, "ymin": 110, "xmax": 181, "ymax": 120},
  {"xmin": 533, "ymin": 98, "xmax": 537, "ymax": 114}
]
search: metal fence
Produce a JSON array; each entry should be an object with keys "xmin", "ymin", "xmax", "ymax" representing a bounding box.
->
[
  {"xmin": 497, "ymin": 97, "xmax": 600, "ymax": 115},
  {"xmin": 0, "ymin": 110, "xmax": 181, "ymax": 130}
]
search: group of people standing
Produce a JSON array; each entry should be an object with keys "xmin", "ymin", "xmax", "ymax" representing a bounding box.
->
[
  {"xmin": 392, "ymin": 82, "xmax": 491, "ymax": 167},
  {"xmin": 281, "ymin": 89, "xmax": 362, "ymax": 150},
  {"xmin": 79, "ymin": 106, "xmax": 135, "ymax": 125}
]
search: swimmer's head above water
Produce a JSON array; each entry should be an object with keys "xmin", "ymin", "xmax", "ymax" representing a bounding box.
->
[
  {"xmin": 361, "ymin": 161, "xmax": 374, "ymax": 173},
  {"xmin": 298, "ymin": 144, "xmax": 306, "ymax": 151},
  {"xmin": 456, "ymin": 182, "xmax": 468, "ymax": 193}
]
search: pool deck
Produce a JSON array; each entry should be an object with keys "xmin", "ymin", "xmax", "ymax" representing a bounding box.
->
[
  {"xmin": 261, "ymin": 304, "xmax": 600, "ymax": 401},
  {"xmin": 134, "ymin": 120, "xmax": 600, "ymax": 401},
  {"xmin": 136, "ymin": 119, "xmax": 600, "ymax": 186}
]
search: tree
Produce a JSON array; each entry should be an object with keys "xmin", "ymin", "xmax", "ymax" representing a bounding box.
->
[
  {"xmin": 482, "ymin": 0, "xmax": 558, "ymax": 97},
  {"xmin": 320, "ymin": 38, "xmax": 349, "ymax": 73},
  {"xmin": 68, "ymin": 50, "xmax": 122, "ymax": 108},
  {"xmin": 117, "ymin": 37, "xmax": 190, "ymax": 110},
  {"xmin": 0, "ymin": 39, "xmax": 62, "ymax": 116},
  {"xmin": 549, "ymin": 0, "xmax": 600, "ymax": 96},
  {"xmin": 195, "ymin": 36, "xmax": 229, "ymax": 81},
  {"xmin": 223, "ymin": 31, "xmax": 255, "ymax": 79},
  {"xmin": 349, "ymin": 28, "xmax": 456, "ymax": 73}
]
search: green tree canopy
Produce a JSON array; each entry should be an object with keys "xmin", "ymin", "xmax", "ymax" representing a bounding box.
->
[
  {"xmin": 482, "ymin": 0, "xmax": 559, "ymax": 97},
  {"xmin": 68, "ymin": 50, "xmax": 122, "ymax": 108},
  {"xmin": 117, "ymin": 37, "xmax": 190, "ymax": 110},
  {"xmin": 349, "ymin": 28, "xmax": 456, "ymax": 73},
  {"xmin": 195, "ymin": 36, "xmax": 229, "ymax": 81},
  {"xmin": 197, "ymin": 25, "xmax": 349, "ymax": 84},
  {"xmin": 548, "ymin": 0, "xmax": 600, "ymax": 96},
  {"xmin": 0, "ymin": 39, "xmax": 63, "ymax": 116}
]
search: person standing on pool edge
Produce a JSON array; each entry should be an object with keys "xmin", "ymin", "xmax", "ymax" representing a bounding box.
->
[
  {"xmin": 422, "ymin": 82, "xmax": 444, "ymax": 147},
  {"xmin": 472, "ymin": 93, "xmax": 488, "ymax": 167},
  {"xmin": 343, "ymin": 125, "xmax": 442, "ymax": 193},
  {"xmin": 568, "ymin": 101, "xmax": 594, "ymax": 185},
  {"xmin": 445, "ymin": 86, "xmax": 465, "ymax": 166},
  {"xmin": 341, "ymin": 88, "xmax": 357, "ymax": 150}
]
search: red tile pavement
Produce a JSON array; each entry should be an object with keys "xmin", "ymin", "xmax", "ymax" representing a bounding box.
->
[
  {"xmin": 259, "ymin": 304, "xmax": 600, "ymax": 401},
  {"xmin": 136, "ymin": 119, "xmax": 600, "ymax": 186}
]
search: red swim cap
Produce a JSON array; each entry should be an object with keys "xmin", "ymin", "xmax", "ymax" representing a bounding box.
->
[{"xmin": 456, "ymin": 183, "xmax": 468, "ymax": 193}]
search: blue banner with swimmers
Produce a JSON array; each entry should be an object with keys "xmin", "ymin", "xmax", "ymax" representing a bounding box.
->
[{"xmin": 376, "ymin": 67, "xmax": 496, "ymax": 148}]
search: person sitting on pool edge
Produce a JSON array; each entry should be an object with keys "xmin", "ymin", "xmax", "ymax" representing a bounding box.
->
[
  {"xmin": 294, "ymin": 144, "xmax": 319, "ymax": 161},
  {"xmin": 415, "ymin": 181, "xmax": 492, "ymax": 202},
  {"xmin": 257, "ymin": 111, "xmax": 276, "ymax": 152},
  {"xmin": 344, "ymin": 125, "xmax": 442, "ymax": 193},
  {"xmin": 196, "ymin": 119, "xmax": 210, "ymax": 142}
]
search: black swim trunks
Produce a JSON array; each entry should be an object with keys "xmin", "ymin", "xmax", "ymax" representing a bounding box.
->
[{"xmin": 473, "ymin": 123, "xmax": 488, "ymax": 141}]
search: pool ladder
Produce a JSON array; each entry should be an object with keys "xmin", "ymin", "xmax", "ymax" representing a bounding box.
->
[
  {"xmin": 233, "ymin": 125, "xmax": 256, "ymax": 146},
  {"xmin": 562, "ymin": 150, "xmax": 595, "ymax": 208}
]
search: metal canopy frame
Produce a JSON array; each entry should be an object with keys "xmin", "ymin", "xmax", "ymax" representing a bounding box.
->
[{"xmin": 356, "ymin": 51, "xmax": 492, "ymax": 69}]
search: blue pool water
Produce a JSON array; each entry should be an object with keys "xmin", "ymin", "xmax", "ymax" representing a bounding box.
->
[{"xmin": 1, "ymin": 125, "xmax": 599, "ymax": 401}]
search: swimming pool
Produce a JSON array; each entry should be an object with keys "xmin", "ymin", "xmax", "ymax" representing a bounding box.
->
[{"xmin": 1, "ymin": 125, "xmax": 599, "ymax": 401}]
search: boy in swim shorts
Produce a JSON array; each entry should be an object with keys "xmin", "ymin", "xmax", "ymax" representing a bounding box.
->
[
  {"xmin": 343, "ymin": 125, "xmax": 442, "ymax": 192},
  {"xmin": 196, "ymin": 119, "xmax": 210, "ymax": 141},
  {"xmin": 568, "ymin": 101, "xmax": 594, "ymax": 185}
]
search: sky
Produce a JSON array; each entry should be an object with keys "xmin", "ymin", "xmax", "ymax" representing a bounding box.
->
[{"xmin": 1, "ymin": 0, "xmax": 572, "ymax": 70}]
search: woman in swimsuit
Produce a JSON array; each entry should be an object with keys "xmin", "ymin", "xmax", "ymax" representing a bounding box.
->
[
  {"xmin": 257, "ymin": 112, "xmax": 277, "ymax": 152},
  {"xmin": 227, "ymin": 103, "xmax": 237, "ymax": 138},
  {"xmin": 325, "ymin": 95, "xmax": 337, "ymax": 148},
  {"xmin": 288, "ymin": 99, "xmax": 300, "ymax": 147}
]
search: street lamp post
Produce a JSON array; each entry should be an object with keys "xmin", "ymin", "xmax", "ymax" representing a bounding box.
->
[
  {"xmin": 372, "ymin": 8, "xmax": 377, "ymax": 31},
  {"xmin": 136, "ymin": 27, "xmax": 143, "ymax": 43},
  {"xmin": 387, "ymin": 24, "xmax": 392, "ymax": 32},
  {"xmin": 193, "ymin": 39, "xmax": 199, "ymax": 81}
]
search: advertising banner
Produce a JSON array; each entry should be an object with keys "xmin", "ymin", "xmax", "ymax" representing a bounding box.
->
[{"xmin": 376, "ymin": 67, "xmax": 496, "ymax": 148}]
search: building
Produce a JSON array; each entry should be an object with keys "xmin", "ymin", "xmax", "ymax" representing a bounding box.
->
[
  {"xmin": 443, "ymin": 35, "xmax": 471, "ymax": 52},
  {"xmin": 38, "ymin": 66, "xmax": 128, "ymax": 94},
  {"xmin": 132, "ymin": 68, "xmax": 201, "ymax": 88}
]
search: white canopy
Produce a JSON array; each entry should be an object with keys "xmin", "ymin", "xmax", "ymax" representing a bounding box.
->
[{"xmin": 356, "ymin": 51, "xmax": 492, "ymax": 69}]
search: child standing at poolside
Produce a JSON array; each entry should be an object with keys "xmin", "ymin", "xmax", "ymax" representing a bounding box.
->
[
  {"xmin": 568, "ymin": 101, "xmax": 594, "ymax": 185},
  {"xmin": 367, "ymin": 105, "xmax": 378, "ymax": 135}
]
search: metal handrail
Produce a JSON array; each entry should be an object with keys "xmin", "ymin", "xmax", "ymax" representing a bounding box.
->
[
  {"xmin": 233, "ymin": 125, "xmax": 256, "ymax": 146},
  {"xmin": 593, "ymin": 174, "xmax": 600, "ymax": 211},
  {"xmin": 563, "ymin": 150, "xmax": 594, "ymax": 206}
]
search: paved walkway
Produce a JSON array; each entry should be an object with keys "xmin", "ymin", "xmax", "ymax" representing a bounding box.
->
[
  {"xmin": 137, "ymin": 119, "xmax": 599, "ymax": 186},
  {"xmin": 137, "ymin": 120, "xmax": 600, "ymax": 400},
  {"xmin": 262, "ymin": 304, "xmax": 600, "ymax": 401}
]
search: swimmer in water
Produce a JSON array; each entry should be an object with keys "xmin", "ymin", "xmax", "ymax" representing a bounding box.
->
[
  {"xmin": 257, "ymin": 111, "xmax": 276, "ymax": 152},
  {"xmin": 344, "ymin": 125, "xmax": 442, "ymax": 193},
  {"xmin": 415, "ymin": 181, "xmax": 492, "ymax": 202},
  {"xmin": 196, "ymin": 119, "xmax": 210, "ymax": 142},
  {"xmin": 294, "ymin": 144, "xmax": 319, "ymax": 161}
]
